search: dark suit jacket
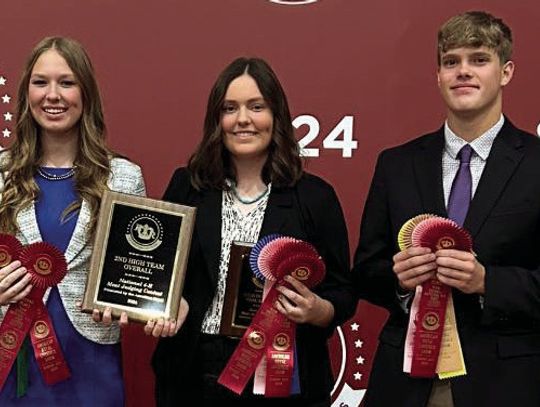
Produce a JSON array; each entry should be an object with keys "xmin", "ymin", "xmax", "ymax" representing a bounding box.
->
[
  {"xmin": 353, "ymin": 119, "xmax": 540, "ymax": 407},
  {"xmin": 152, "ymin": 168, "xmax": 355, "ymax": 405}
]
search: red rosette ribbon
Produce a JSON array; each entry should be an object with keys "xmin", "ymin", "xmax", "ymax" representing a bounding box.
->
[
  {"xmin": 0, "ymin": 234, "xmax": 23, "ymax": 268},
  {"xmin": 402, "ymin": 216, "xmax": 472, "ymax": 377},
  {"xmin": 218, "ymin": 236, "xmax": 325, "ymax": 397},
  {"xmin": 411, "ymin": 217, "xmax": 472, "ymax": 252},
  {"xmin": 20, "ymin": 242, "xmax": 68, "ymax": 289},
  {"xmin": 0, "ymin": 242, "xmax": 70, "ymax": 391}
]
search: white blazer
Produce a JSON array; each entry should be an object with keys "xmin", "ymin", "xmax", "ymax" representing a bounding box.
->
[{"xmin": 0, "ymin": 157, "xmax": 146, "ymax": 344}]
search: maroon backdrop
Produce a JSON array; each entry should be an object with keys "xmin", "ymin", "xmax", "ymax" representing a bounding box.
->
[{"xmin": 1, "ymin": 1, "xmax": 539, "ymax": 405}]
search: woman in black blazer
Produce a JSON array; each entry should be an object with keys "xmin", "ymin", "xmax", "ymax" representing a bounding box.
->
[{"xmin": 149, "ymin": 57, "xmax": 355, "ymax": 406}]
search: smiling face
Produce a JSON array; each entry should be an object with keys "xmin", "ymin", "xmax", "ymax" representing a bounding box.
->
[
  {"xmin": 28, "ymin": 49, "xmax": 83, "ymax": 138},
  {"xmin": 221, "ymin": 74, "xmax": 273, "ymax": 163},
  {"xmin": 437, "ymin": 46, "xmax": 514, "ymax": 121}
]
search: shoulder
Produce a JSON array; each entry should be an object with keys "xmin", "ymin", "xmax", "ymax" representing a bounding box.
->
[
  {"xmin": 294, "ymin": 172, "xmax": 337, "ymax": 197},
  {"xmin": 163, "ymin": 167, "xmax": 197, "ymax": 202},
  {"xmin": 0, "ymin": 150, "xmax": 10, "ymax": 185},
  {"xmin": 508, "ymin": 123, "xmax": 540, "ymax": 147},
  {"xmin": 378, "ymin": 130, "xmax": 442, "ymax": 160},
  {"xmin": 167, "ymin": 167, "xmax": 191, "ymax": 185},
  {"xmin": 0, "ymin": 150, "xmax": 10, "ymax": 165},
  {"xmin": 108, "ymin": 157, "xmax": 145, "ymax": 195},
  {"xmin": 292, "ymin": 172, "xmax": 343, "ymax": 215},
  {"xmin": 109, "ymin": 156, "xmax": 143, "ymax": 176},
  {"xmin": 495, "ymin": 118, "xmax": 540, "ymax": 158}
]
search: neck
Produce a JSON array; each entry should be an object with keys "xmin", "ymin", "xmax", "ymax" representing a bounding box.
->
[
  {"xmin": 447, "ymin": 102, "xmax": 502, "ymax": 143},
  {"xmin": 40, "ymin": 130, "xmax": 78, "ymax": 167},
  {"xmin": 232, "ymin": 155, "xmax": 267, "ymax": 195}
]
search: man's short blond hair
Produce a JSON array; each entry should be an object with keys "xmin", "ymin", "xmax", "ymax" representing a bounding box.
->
[{"xmin": 438, "ymin": 11, "xmax": 513, "ymax": 65}]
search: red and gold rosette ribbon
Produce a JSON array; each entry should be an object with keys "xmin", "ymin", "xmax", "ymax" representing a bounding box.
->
[
  {"xmin": 399, "ymin": 216, "xmax": 472, "ymax": 378},
  {"xmin": 0, "ymin": 234, "xmax": 23, "ymax": 269},
  {"xmin": 0, "ymin": 241, "xmax": 70, "ymax": 390},
  {"xmin": 218, "ymin": 236, "xmax": 325, "ymax": 397}
]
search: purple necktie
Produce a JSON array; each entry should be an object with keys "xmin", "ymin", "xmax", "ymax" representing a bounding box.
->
[{"xmin": 447, "ymin": 144, "xmax": 473, "ymax": 226}]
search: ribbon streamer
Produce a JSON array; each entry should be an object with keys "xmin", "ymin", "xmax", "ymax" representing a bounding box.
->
[
  {"xmin": 219, "ymin": 235, "xmax": 325, "ymax": 397},
  {"xmin": 0, "ymin": 240, "xmax": 71, "ymax": 392}
]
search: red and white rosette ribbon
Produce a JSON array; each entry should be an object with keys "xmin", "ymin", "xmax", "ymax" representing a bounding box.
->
[
  {"xmin": 0, "ymin": 241, "xmax": 70, "ymax": 390},
  {"xmin": 218, "ymin": 236, "xmax": 325, "ymax": 397},
  {"xmin": 404, "ymin": 217, "xmax": 472, "ymax": 377}
]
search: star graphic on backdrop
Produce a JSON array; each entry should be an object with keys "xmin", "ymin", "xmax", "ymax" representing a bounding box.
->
[
  {"xmin": 2, "ymin": 128, "xmax": 11, "ymax": 138},
  {"xmin": 353, "ymin": 372, "xmax": 362, "ymax": 381},
  {"xmin": 356, "ymin": 355, "xmax": 365, "ymax": 365},
  {"xmin": 350, "ymin": 322, "xmax": 359, "ymax": 331},
  {"xmin": 3, "ymin": 112, "xmax": 12, "ymax": 121},
  {"xmin": 1, "ymin": 95, "xmax": 10, "ymax": 104},
  {"xmin": 0, "ymin": 76, "xmax": 6, "ymax": 86},
  {"xmin": 354, "ymin": 339, "xmax": 364, "ymax": 348}
]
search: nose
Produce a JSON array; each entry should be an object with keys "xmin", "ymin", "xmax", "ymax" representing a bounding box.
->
[
  {"xmin": 236, "ymin": 106, "xmax": 251, "ymax": 126},
  {"xmin": 45, "ymin": 84, "xmax": 61, "ymax": 101},
  {"xmin": 456, "ymin": 62, "xmax": 472, "ymax": 79}
]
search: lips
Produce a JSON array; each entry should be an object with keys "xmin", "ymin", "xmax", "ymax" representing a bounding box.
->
[
  {"xmin": 42, "ymin": 106, "xmax": 68, "ymax": 115},
  {"xmin": 450, "ymin": 84, "xmax": 479, "ymax": 90},
  {"xmin": 233, "ymin": 131, "xmax": 258, "ymax": 137}
]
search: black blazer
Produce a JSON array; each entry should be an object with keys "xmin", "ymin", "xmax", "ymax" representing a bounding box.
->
[
  {"xmin": 353, "ymin": 119, "xmax": 540, "ymax": 407},
  {"xmin": 152, "ymin": 168, "xmax": 355, "ymax": 405}
]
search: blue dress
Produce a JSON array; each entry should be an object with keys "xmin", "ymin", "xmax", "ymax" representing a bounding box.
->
[{"xmin": 0, "ymin": 168, "xmax": 124, "ymax": 406}]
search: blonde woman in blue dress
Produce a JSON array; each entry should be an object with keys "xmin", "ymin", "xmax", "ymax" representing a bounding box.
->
[{"xmin": 0, "ymin": 36, "xmax": 145, "ymax": 406}]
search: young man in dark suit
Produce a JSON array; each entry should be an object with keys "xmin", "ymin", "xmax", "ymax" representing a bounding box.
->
[{"xmin": 353, "ymin": 11, "xmax": 540, "ymax": 407}]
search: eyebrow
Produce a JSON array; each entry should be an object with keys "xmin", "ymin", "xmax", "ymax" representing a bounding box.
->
[
  {"xmin": 442, "ymin": 51, "xmax": 492, "ymax": 59},
  {"xmin": 223, "ymin": 97, "xmax": 265, "ymax": 103},
  {"xmin": 30, "ymin": 72, "xmax": 76, "ymax": 78}
]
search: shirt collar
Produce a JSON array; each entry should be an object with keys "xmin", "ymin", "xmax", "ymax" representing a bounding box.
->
[{"xmin": 444, "ymin": 114, "xmax": 504, "ymax": 161}]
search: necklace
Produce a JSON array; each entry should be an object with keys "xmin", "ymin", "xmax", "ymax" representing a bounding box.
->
[
  {"xmin": 37, "ymin": 167, "xmax": 76, "ymax": 181},
  {"xmin": 231, "ymin": 183, "xmax": 269, "ymax": 205}
]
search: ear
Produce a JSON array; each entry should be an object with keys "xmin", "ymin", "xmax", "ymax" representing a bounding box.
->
[
  {"xmin": 500, "ymin": 60, "xmax": 515, "ymax": 87},
  {"xmin": 436, "ymin": 68, "xmax": 441, "ymax": 87}
]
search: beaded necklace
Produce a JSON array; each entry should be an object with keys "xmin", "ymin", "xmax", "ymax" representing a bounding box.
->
[
  {"xmin": 37, "ymin": 167, "xmax": 75, "ymax": 181},
  {"xmin": 231, "ymin": 183, "xmax": 270, "ymax": 205}
]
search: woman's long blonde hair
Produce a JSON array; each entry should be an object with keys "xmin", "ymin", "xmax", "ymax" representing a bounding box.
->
[{"xmin": 0, "ymin": 36, "xmax": 113, "ymax": 238}]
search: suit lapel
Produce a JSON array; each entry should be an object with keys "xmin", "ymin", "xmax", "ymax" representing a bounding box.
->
[
  {"xmin": 196, "ymin": 185, "xmax": 292, "ymax": 287},
  {"xmin": 17, "ymin": 199, "xmax": 91, "ymax": 264},
  {"xmin": 196, "ymin": 189, "xmax": 223, "ymax": 287},
  {"xmin": 464, "ymin": 121, "xmax": 525, "ymax": 238},
  {"xmin": 413, "ymin": 130, "xmax": 447, "ymax": 217},
  {"xmin": 259, "ymin": 186, "xmax": 293, "ymax": 237},
  {"xmin": 64, "ymin": 199, "xmax": 91, "ymax": 265},
  {"xmin": 16, "ymin": 202, "xmax": 42, "ymax": 244}
]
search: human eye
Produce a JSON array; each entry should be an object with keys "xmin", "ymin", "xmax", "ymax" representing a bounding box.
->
[
  {"xmin": 250, "ymin": 101, "xmax": 267, "ymax": 112},
  {"xmin": 60, "ymin": 79, "xmax": 77, "ymax": 88},
  {"xmin": 30, "ymin": 78, "xmax": 47, "ymax": 86},
  {"xmin": 472, "ymin": 55, "xmax": 490, "ymax": 65},
  {"xmin": 222, "ymin": 103, "xmax": 237, "ymax": 114},
  {"xmin": 442, "ymin": 57, "xmax": 457, "ymax": 68}
]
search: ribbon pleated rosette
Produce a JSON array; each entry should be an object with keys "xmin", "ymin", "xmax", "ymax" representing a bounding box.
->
[
  {"xmin": 218, "ymin": 235, "xmax": 325, "ymax": 397},
  {"xmin": 0, "ymin": 241, "xmax": 71, "ymax": 391},
  {"xmin": 0, "ymin": 234, "xmax": 23, "ymax": 268},
  {"xmin": 399, "ymin": 216, "xmax": 471, "ymax": 378},
  {"xmin": 397, "ymin": 214, "xmax": 437, "ymax": 251}
]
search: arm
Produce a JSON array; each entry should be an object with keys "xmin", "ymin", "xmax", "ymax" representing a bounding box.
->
[
  {"xmin": 144, "ymin": 168, "xmax": 192, "ymax": 336},
  {"xmin": 280, "ymin": 176, "xmax": 356, "ymax": 334},
  {"xmin": 352, "ymin": 151, "xmax": 403, "ymax": 313}
]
